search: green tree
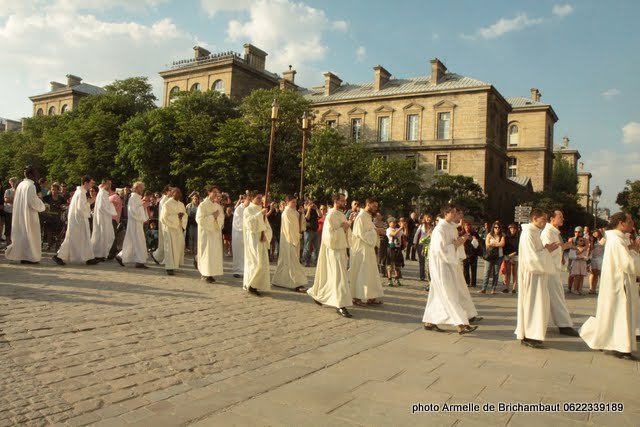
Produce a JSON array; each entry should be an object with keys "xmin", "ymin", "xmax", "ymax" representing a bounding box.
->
[
  {"xmin": 552, "ymin": 156, "xmax": 578, "ymax": 194},
  {"xmin": 616, "ymin": 179, "xmax": 640, "ymax": 224},
  {"xmin": 421, "ymin": 174, "xmax": 486, "ymax": 219},
  {"xmin": 303, "ymin": 126, "xmax": 371, "ymax": 202},
  {"xmin": 358, "ymin": 158, "xmax": 423, "ymax": 214}
]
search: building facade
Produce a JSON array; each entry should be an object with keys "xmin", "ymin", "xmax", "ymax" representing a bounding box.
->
[
  {"xmin": 554, "ymin": 136, "xmax": 592, "ymax": 210},
  {"xmin": 29, "ymin": 75, "xmax": 105, "ymax": 117}
]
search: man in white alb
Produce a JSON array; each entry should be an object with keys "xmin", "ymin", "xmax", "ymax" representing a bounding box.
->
[
  {"xmin": 242, "ymin": 192, "xmax": 272, "ymax": 296},
  {"xmin": 232, "ymin": 195, "xmax": 250, "ymax": 278},
  {"xmin": 115, "ymin": 182, "xmax": 149, "ymax": 269},
  {"xmin": 196, "ymin": 185, "xmax": 224, "ymax": 283},
  {"xmin": 272, "ymin": 195, "xmax": 307, "ymax": 292},
  {"xmin": 150, "ymin": 185, "xmax": 171, "ymax": 265},
  {"xmin": 90, "ymin": 178, "xmax": 117, "ymax": 261},
  {"xmin": 161, "ymin": 187, "xmax": 187, "ymax": 276}
]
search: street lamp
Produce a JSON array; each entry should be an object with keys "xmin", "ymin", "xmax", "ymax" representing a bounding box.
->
[
  {"xmin": 299, "ymin": 111, "xmax": 309, "ymax": 200},
  {"xmin": 264, "ymin": 99, "xmax": 279, "ymax": 203},
  {"xmin": 592, "ymin": 185, "xmax": 602, "ymax": 229}
]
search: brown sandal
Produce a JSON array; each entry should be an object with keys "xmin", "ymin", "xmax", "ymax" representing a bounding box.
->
[
  {"xmin": 367, "ymin": 299, "xmax": 383, "ymax": 305},
  {"xmin": 458, "ymin": 325, "xmax": 478, "ymax": 335},
  {"xmin": 294, "ymin": 286, "xmax": 308, "ymax": 293},
  {"xmin": 353, "ymin": 299, "xmax": 368, "ymax": 307}
]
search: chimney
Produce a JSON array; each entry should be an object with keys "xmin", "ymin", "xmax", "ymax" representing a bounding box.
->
[
  {"xmin": 530, "ymin": 87, "xmax": 541, "ymax": 102},
  {"xmin": 193, "ymin": 45, "xmax": 211, "ymax": 60},
  {"xmin": 282, "ymin": 65, "xmax": 296, "ymax": 84},
  {"xmin": 243, "ymin": 43, "xmax": 267, "ymax": 71},
  {"xmin": 50, "ymin": 81, "xmax": 66, "ymax": 91},
  {"xmin": 373, "ymin": 65, "xmax": 391, "ymax": 91},
  {"xmin": 66, "ymin": 74, "xmax": 82, "ymax": 87},
  {"xmin": 430, "ymin": 58, "xmax": 447, "ymax": 84},
  {"xmin": 324, "ymin": 72, "xmax": 342, "ymax": 96},
  {"xmin": 562, "ymin": 136, "xmax": 569, "ymax": 147}
]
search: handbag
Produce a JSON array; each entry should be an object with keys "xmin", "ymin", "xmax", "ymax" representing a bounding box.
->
[{"xmin": 483, "ymin": 247, "xmax": 499, "ymax": 261}]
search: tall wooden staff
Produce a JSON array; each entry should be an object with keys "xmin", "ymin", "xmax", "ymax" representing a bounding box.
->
[
  {"xmin": 264, "ymin": 99, "xmax": 279, "ymax": 205},
  {"xmin": 299, "ymin": 111, "xmax": 309, "ymax": 200}
]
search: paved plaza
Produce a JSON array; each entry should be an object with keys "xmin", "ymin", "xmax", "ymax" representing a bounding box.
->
[{"xmin": 0, "ymin": 254, "xmax": 638, "ymax": 426}]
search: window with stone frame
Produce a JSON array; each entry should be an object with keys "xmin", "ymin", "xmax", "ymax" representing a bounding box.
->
[
  {"xmin": 190, "ymin": 83, "xmax": 202, "ymax": 92},
  {"xmin": 378, "ymin": 116, "xmax": 390, "ymax": 141},
  {"xmin": 507, "ymin": 157, "xmax": 518, "ymax": 178},
  {"xmin": 169, "ymin": 86, "xmax": 180, "ymax": 104},
  {"xmin": 406, "ymin": 114, "xmax": 419, "ymax": 141},
  {"xmin": 325, "ymin": 119, "xmax": 337, "ymax": 129},
  {"xmin": 405, "ymin": 154, "xmax": 417, "ymax": 169},
  {"xmin": 212, "ymin": 80, "xmax": 224, "ymax": 93},
  {"xmin": 351, "ymin": 118, "xmax": 363, "ymax": 141},
  {"xmin": 435, "ymin": 154, "xmax": 449, "ymax": 173},
  {"xmin": 61, "ymin": 104, "xmax": 69, "ymax": 114},
  {"xmin": 36, "ymin": 108, "xmax": 44, "ymax": 116},
  {"xmin": 48, "ymin": 106, "xmax": 56, "ymax": 116},
  {"xmin": 437, "ymin": 112, "xmax": 451, "ymax": 139},
  {"xmin": 508, "ymin": 124, "xmax": 519, "ymax": 146}
]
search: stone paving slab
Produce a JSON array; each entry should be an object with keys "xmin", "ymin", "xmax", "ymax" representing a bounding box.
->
[{"xmin": 1, "ymin": 254, "xmax": 638, "ymax": 426}]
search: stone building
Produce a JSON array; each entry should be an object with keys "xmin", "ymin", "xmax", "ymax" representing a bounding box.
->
[
  {"xmin": 505, "ymin": 89, "xmax": 557, "ymax": 192},
  {"xmin": 554, "ymin": 136, "xmax": 592, "ymax": 210},
  {"xmin": 0, "ymin": 117, "xmax": 22, "ymax": 132},
  {"xmin": 29, "ymin": 75, "xmax": 105, "ymax": 117}
]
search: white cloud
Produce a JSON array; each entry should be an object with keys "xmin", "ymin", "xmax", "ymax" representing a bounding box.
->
[
  {"xmin": 601, "ymin": 88, "xmax": 621, "ymax": 100},
  {"xmin": 552, "ymin": 4, "xmax": 574, "ymax": 17},
  {"xmin": 224, "ymin": 0, "xmax": 346, "ymax": 85},
  {"xmin": 200, "ymin": 0, "xmax": 254, "ymax": 17},
  {"xmin": 332, "ymin": 20, "xmax": 348, "ymax": 31},
  {"xmin": 356, "ymin": 46, "xmax": 366, "ymax": 62},
  {"xmin": 462, "ymin": 14, "xmax": 544, "ymax": 40},
  {"xmin": 622, "ymin": 122, "xmax": 640, "ymax": 144},
  {"xmin": 583, "ymin": 149, "xmax": 640, "ymax": 209},
  {"xmin": 0, "ymin": 0, "xmax": 196, "ymax": 118}
]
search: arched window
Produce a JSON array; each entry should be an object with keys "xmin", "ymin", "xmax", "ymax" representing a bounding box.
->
[
  {"xmin": 36, "ymin": 108, "xmax": 44, "ymax": 116},
  {"xmin": 212, "ymin": 79, "xmax": 224, "ymax": 93},
  {"xmin": 48, "ymin": 106, "xmax": 56, "ymax": 116},
  {"xmin": 61, "ymin": 104, "xmax": 68, "ymax": 114},
  {"xmin": 190, "ymin": 83, "xmax": 201, "ymax": 92},
  {"xmin": 508, "ymin": 124, "xmax": 519, "ymax": 146},
  {"xmin": 169, "ymin": 86, "xmax": 180, "ymax": 104}
]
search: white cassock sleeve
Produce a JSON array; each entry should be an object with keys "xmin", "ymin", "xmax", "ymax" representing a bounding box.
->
[
  {"xmin": 282, "ymin": 208, "xmax": 300, "ymax": 247},
  {"xmin": 520, "ymin": 229, "xmax": 549, "ymax": 273},
  {"xmin": 29, "ymin": 186, "xmax": 46, "ymax": 212},
  {"xmin": 354, "ymin": 216, "xmax": 378, "ymax": 248},
  {"xmin": 196, "ymin": 202, "xmax": 214, "ymax": 231},
  {"xmin": 434, "ymin": 227, "xmax": 459, "ymax": 265}
]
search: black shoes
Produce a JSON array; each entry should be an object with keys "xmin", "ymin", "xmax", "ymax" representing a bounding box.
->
[
  {"xmin": 86, "ymin": 258, "xmax": 100, "ymax": 265},
  {"xmin": 201, "ymin": 276, "xmax": 215, "ymax": 283},
  {"xmin": 521, "ymin": 338, "xmax": 545, "ymax": 349},
  {"xmin": 20, "ymin": 260, "xmax": 38, "ymax": 264},
  {"xmin": 604, "ymin": 350, "xmax": 637, "ymax": 360},
  {"xmin": 424, "ymin": 324, "xmax": 445, "ymax": 332},
  {"xmin": 233, "ymin": 274, "xmax": 242, "ymax": 278},
  {"xmin": 558, "ymin": 327, "xmax": 580, "ymax": 337},
  {"xmin": 248, "ymin": 286, "xmax": 262, "ymax": 297},
  {"xmin": 96, "ymin": 257, "xmax": 106, "ymax": 262},
  {"xmin": 135, "ymin": 263, "xmax": 148, "ymax": 269},
  {"xmin": 469, "ymin": 316, "xmax": 483, "ymax": 324},
  {"xmin": 52, "ymin": 255, "xmax": 65, "ymax": 265},
  {"xmin": 166, "ymin": 270, "xmax": 175, "ymax": 276},
  {"xmin": 115, "ymin": 256, "xmax": 124, "ymax": 267},
  {"xmin": 193, "ymin": 260, "xmax": 198, "ymax": 269},
  {"xmin": 337, "ymin": 307, "xmax": 352, "ymax": 318}
]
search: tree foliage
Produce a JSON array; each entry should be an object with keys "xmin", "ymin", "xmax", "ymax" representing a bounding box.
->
[
  {"xmin": 552, "ymin": 156, "xmax": 578, "ymax": 194},
  {"xmin": 616, "ymin": 179, "xmax": 640, "ymax": 224},
  {"xmin": 421, "ymin": 174, "xmax": 486, "ymax": 219},
  {"xmin": 359, "ymin": 157, "xmax": 423, "ymax": 214}
]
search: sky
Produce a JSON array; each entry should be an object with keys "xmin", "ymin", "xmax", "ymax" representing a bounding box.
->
[{"xmin": 0, "ymin": 0, "xmax": 638, "ymax": 209}]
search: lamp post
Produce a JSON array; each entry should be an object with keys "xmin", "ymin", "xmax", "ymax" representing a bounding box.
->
[
  {"xmin": 299, "ymin": 111, "xmax": 309, "ymax": 200},
  {"xmin": 264, "ymin": 99, "xmax": 279, "ymax": 203},
  {"xmin": 592, "ymin": 185, "xmax": 602, "ymax": 229}
]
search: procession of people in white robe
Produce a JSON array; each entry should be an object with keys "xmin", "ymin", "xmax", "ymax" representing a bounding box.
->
[
  {"xmin": 349, "ymin": 207, "xmax": 384, "ymax": 304},
  {"xmin": 242, "ymin": 198, "xmax": 272, "ymax": 294},
  {"xmin": 196, "ymin": 191, "xmax": 225, "ymax": 282},
  {"xmin": 116, "ymin": 188, "xmax": 149, "ymax": 266},
  {"xmin": 4, "ymin": 177, "xmax": 45, "ymax": 263},
  {"xmin": 91, "ymin": 184, "xmax": 117, "ymax": 259},
  {"xmin": 160, "ymin": 194, "xmax": 188, "ymax": 274},
  {"xmin": 272, "ymin": 202, "xmax": 307, "ymax": 290},
  {"xmin": 55, "ymin": 185, "xmax": 96, "ymax": 264}
]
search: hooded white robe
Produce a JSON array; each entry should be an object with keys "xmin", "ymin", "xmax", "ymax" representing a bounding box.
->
[
  {"xmin": 152, "ymin": 194, "xmax": 169, "ymax": 264},
  {"xmin": 57, "ymin": 186, "xmax": 94, "ymax": 263},
  {"xmin": 242, "ymin": 202, "xmax": 272, "ymax": 291},
  {"xmin": 540, "ymin": 223, "xmax": 574, "ymax": 328},
  {"xmin": 349, "ymin": 210, "xmax": 383, "ymax": 300},
  {"xmin": 307, "ymin": 208, "xmax": 352, "ymax": 308},
  {"xmin": 90, "ymin": 187, "xmax": 117, "ymax": 258},
  {"xmin": 272, "ymin": 205, "xmax": 307, "ymax": 288},
  {"xmin": 232, "ymin": 203, "xmax": 246, "ymax": 275},
  {"xmin": 4, "ymin": 178, "xmax": 45, "ymax": 262},
  {"xmin": 161, "ymin": 197, "xmax": 187, "ymax": 271},
  {"xmin": 196, "ymin": 197, "xmax": 224, "ymax": 277},
  {"xmin": 422, "ymin": 219, "xmax": 478, "ymax": 325},
  {"xmin": 515, "ymin": 223, "xmax": 554, "ymax": 341},
  {"xmin": 117, "ymin": 192, "xmax": 148, "ymax": 264},
  {"xmin": 580, "ymin": 230, "xmax": 640, "ymax": 353}
]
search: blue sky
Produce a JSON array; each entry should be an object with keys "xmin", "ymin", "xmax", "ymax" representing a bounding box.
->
[{"xmin": 1, "ymin": 0, "xmax": 638, "ymax": 209}]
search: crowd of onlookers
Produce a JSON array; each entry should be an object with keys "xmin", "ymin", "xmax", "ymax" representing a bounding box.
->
[{"xmin": 0, "ymin": 176, "xmax": 617, "ymax": 296}]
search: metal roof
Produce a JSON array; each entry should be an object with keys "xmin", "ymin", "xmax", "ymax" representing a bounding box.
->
[
  {"xmin": 32, "ymin": 83, "xmax": 106, "ymax": 98},
  {"xmin": 506, "ymin": 96, "xmax": 549, "ymax": 108},
  {"xmin": 508, "ymin": 176, "xmax": 532, "ymax": 187},
  {"xmin": 301, "ymin": 72, "xmax": 492, "ymax": 102}
]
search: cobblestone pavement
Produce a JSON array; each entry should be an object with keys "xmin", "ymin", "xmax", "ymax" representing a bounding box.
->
[{"xmin": 1, "ymin": 254, "xmax": 638, "ymax": 426}]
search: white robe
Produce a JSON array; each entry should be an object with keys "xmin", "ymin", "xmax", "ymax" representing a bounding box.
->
[
  {"xmin": 232, "ymin": 203, "xmax": 245, "ymax": 275},
  {"xmin": 4, "ymin": 179, "xmax": 45, "ymax": 262},
  {"xmin": 580, "ymin": 230, "xmax": 640, "ymax": 353},
  {"xmin": 57, "ymin": 186, "xmax": 94, "ymax": 263},
  {"xmin": 540, "ymin": 223, "xmax": 574, "ymax": 328},
  {"xmin": 307, "ymin": 208, "xmax": 352, "ymax": 308},
  {"xmin": 515, "ymin": 223, "xmax": 554, "ymax": 341},
  {"xmin": 242, "ymin": 203, "xmax": 272, "ymax": 291},
  {"xmin": 152, "ymin": 195, "xmax": 169, "ymax": 264},
  {"xmin": 272, "ymin": 206, "xmax": 307, "ymax": 288},
  {"xmin": 90, "ymin": 187, "xmax": 117, "ymax": 258},
  {"xmin": 349, "ymin": 210, "xmax": 383, "ymax": 300},
  {"xmin": 117, "ymin": 193, "xmax": 148, "ymax": 264},
  {"xmin": 196, "ymin": 198, "xmax": 224, "ymax": 277},
  {"xmin": 161, "ymin": 198, "xmax": 187, "ymax": 270},
  {"xmin": 422, "ymin": 219, "xmax": 478, "ymax": 325}
]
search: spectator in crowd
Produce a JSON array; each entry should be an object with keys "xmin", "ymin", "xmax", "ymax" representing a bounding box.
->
[
  {"xmin": 303, "ymin": 198, "xmax": 320, "ymax": 267},
  {"xmin": 414, "ymin": 214, "xmax": 434, "ymax": 282},
  {"xmin": 386, "ymin": 217, "xmax": 404, "ymax": 287},
  {"xmin": 567, "ymin": 226, "xmax": 583, "ymax": 291},
  {"xmin": 317, "ymin": 204, "xmax": 327, "ymax": 236},
  {"xmin": 588, "ymin": 229, "xmax": 605, "ymax": 294},
  {"xmin": 42, "ymin": 183, "xmax": 67, "ymax": 250},
  {"xmin": 222, "ymin": 206, "xmax": 233, "ymax": 257},
  {"xmin": 60, "ymin": 183, "xmax": 68, "ymax": 199},
  {"xmin": 406, "ymin": 211, "xmax": 418, "ymax": 261},
  {"xmin": 503, "ymin": 223, "xmax": 520, "ymax": 293},
  {"xmin": 3, "ymin": 177, "xmax": 18, "ymax": 244},
  {"xmin": 38, "ymin": 178, "xmax": 49, "ymax": 198},
  {"xmin": 145, "ymin": 220, "xmax": 159, "ymax": 251},
  {"xmin": 185, "ymin": 191, "xmax": 201, "ymax": 255},
  {"xmin": 345, "ymin": 200, "xmax": 360, "ymax": 223},
  {"xmin": 570, "ymin": 237, "xmax": 589, "ymax": 294},
  {"xmin": 373, "ymin": 212, "xmax": 388, "ymax": 275},
  {"xmin": 462, "ymin": 221, "xmax": 482, "ymax": 287},
  {"xmin": 267, "ymin": 201, "xmax": 282, "ymax": 262},
  {"xmin": 480, "ymin": 221, "xmax": 505, "ymax": 294}
]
